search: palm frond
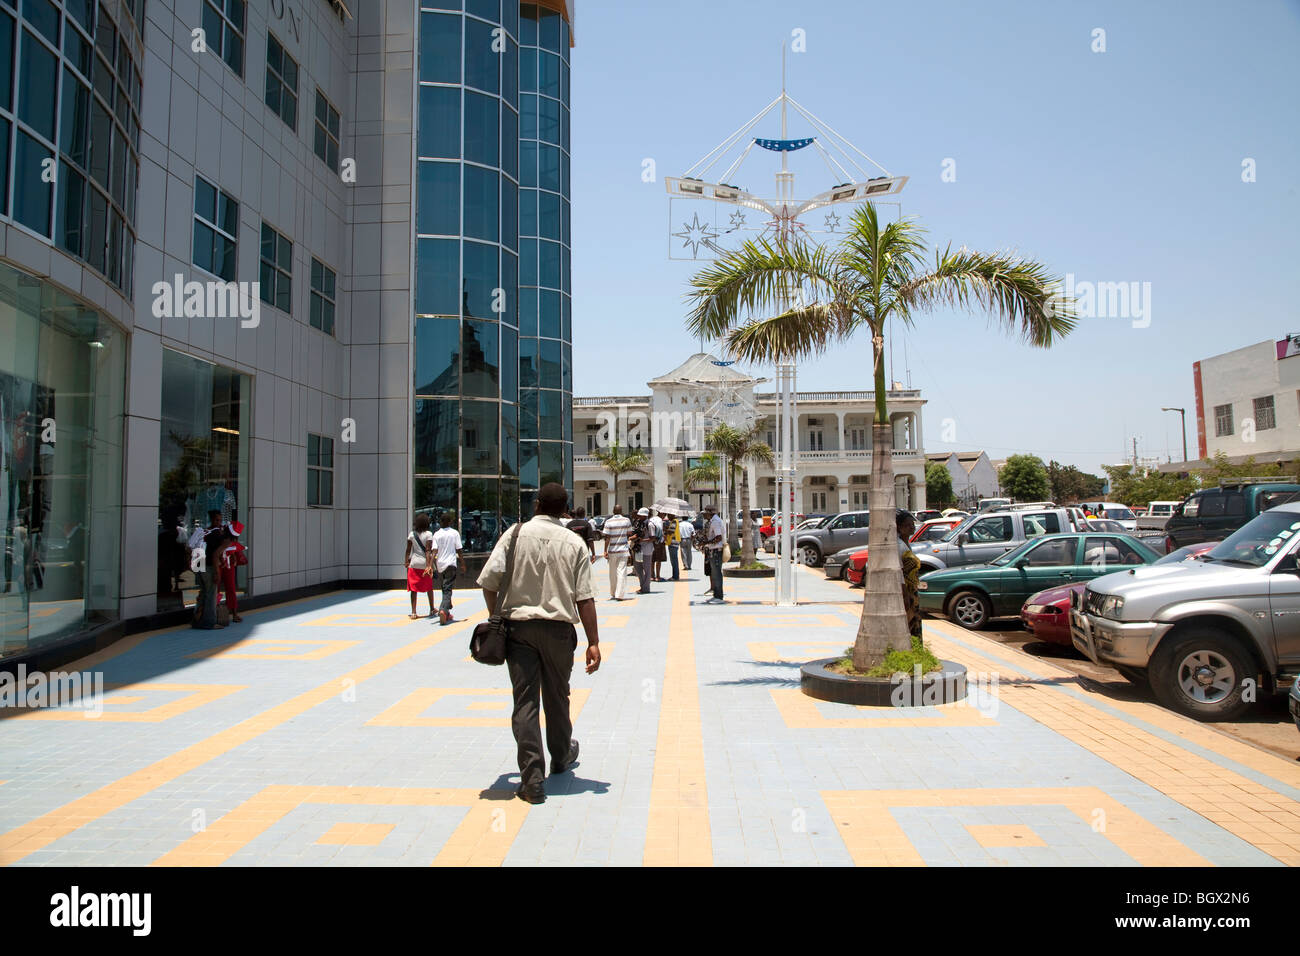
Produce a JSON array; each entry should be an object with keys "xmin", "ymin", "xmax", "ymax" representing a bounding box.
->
[{"xmin": 898, "ymin": 247, "xmax": 1078, "ymax": 346}]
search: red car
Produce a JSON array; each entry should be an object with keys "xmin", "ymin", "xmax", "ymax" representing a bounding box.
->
[
  {"xmin": 1019, "ymin": 542, "xmax": 1215, "ymax": 646},
  {"xmin": 845, "ymin": 518, "xmax": 964, "ymax": 586}
]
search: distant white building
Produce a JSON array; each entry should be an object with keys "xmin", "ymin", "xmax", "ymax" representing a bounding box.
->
[
  {"xmin": 573, "ymin": 353, "xmax": 927, "ymax": 515},
  {"xmin": 1190, "ymin": 337, "xmax": 1300, "ymax": 467},
  {"xmin": 925, "ymin": 451, "xmax": 1000, "ymax": 508}
]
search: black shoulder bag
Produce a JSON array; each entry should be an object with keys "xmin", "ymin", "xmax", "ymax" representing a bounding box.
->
[{"xmin": 470, "ymin": 522, "xmax": 522, "ymax": 665}]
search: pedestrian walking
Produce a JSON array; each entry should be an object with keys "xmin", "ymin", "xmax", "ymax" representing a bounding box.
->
[
  {"xmin": 404, "ymin": 513, "xmax": 437, "ymax": 619},
  {"xmin": 648, "ymin": 508, "xmax": 665, "ymax": 581},
  {"xmin": 679, "ymin": 515, "xmax": 694, "ymax": 571},
  {"xmin": 566, "ymin": 506, "xmax": 597, "ymax": 562},
  {"xmin": 632, "ymin": 507, "xmax": 654, "ymax": 593},
  {"xmin": 432, "ymin": 511, "xmax": 466, "ymax": 625},
  {"xmin": 477, "ymin": 483, "xmax": 601, "ymax": 805},
  {"xmin": 664, "ymin": 513, "xmax": 681, "ymax": 580},
  {"xmin": 218, "ymin": 520, "xmax": 248, "ymax": 623},
  {"xmin": 703, "ymin": 504, "xmax": 726, "ymax": 603},
  {"xmin": 192, "ymin": 515, "xmax": 230, "ymax": 629},
  {"xmin": 600, "ymin": 505, "xmax": 632, "ymax": 600}
]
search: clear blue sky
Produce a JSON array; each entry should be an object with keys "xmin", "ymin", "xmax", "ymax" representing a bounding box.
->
[{"xmin": 568, "ymin": 0, "xmax": 1300, "ymax": 476}]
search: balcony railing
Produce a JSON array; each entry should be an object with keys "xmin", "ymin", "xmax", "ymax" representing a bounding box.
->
[
  {"xmin": 797, "ymin": 448, "xmax": 922, "ymax": 461},
  {"xmin": 753, "ymin": 389, "xmax": 922, "ymax": 403},
  {"xmin": 572, "ymin": 396, "xmax": 650, "ymax": 406}
]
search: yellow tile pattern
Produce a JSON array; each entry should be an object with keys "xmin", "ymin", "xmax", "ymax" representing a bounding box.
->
[
  {"xmin": 0, "ymin": 610, "xmax": 487, "ymax": 865},
  {"xmin": 365, "ymin": 687, "xmax": 590, "ymax": 727},
  {"xmin": 10, "ymin": 683, "xmax": 245, "ymax": 723},
  {"xmin": 643, "ymin": 582, "xmax": 711, "ymax": 866},
  {"xmin": 770, "ymin": 688, "xmax": 997, "ymax": 728},
  {"xmin": 822, "ymin": 787, "xmax": 1209, "ymax": 867},
  {"xmin": 923, "ymin": 622, "xmax": 1300, "ymax": 866},
  {"xmin": 966, "ymin": 824, "xmax": 1046, "ymax": 848},
  {"xmin": 151, "ymin": 785, "xmax": 527, "ymax": 866}
]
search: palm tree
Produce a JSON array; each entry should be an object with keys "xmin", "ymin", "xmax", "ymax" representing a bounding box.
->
[
  {"xmin": 682, "ymin": 452, "xmax": 720, "ymax": 509},
  {"xmin": 686, "ymin": 204, "xmax": 1074, "ymax": 671},
  {"xmin": 591, "ymin": 440, "xmax": 651, "ymax": 512},
  {"xmin": 706, "ymin": 421, "xmax": 774, "ymax": 565}
]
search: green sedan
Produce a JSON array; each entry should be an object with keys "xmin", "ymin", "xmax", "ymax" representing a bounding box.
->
[{"xmin": 917, "ymin": 532, "xmax": 1162, "ymax": 630}]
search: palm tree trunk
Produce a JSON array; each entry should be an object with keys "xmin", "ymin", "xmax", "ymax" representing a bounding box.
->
[
  {"xmin": 740, "ymin": 468, "xmax": 753, "ymax": 565},
  {"xmin": 853, "ymin": 338, "xmax": 910, "ymax": 671}
]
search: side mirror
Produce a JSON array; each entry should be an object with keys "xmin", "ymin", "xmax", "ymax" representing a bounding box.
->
[
  {"xmin": 1014, "ymin": 558, "xmax": 1028, "ymax": 569},
  {"xmin": 1274, "ymin": 554, "xmax": 1299, "ymax": 574},
  {"xmin": 958, "ymin": 533, "xmax": 969, "ymax": 545}
]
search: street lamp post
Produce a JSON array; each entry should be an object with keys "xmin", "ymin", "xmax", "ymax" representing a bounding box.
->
[{"xmin": 1161, "ymin": 407, "xmax": 1187, "ymax": 464}]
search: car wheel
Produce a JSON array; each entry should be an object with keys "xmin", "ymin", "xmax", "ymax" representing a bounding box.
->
[
  {"xmin": 839, "ymin": 564, "xmax": 849, "ymax": 581},
  {"xmin": 800, "ymin": 544, "xmax": 822, "ymax": 567},
  {"xmin": 1149, "ymin": 628, "xmax": 1255, "ymax": 722},
  {"xmin": 948, "ymin": 590, "xmax": 992, "ymax": 630},
  {"xmin": 1115, "ymin": 665, "xmax": 1149, "ymax": 687}
]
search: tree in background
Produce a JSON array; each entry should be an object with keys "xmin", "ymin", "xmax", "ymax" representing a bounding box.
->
[
  {"xmin": 999, "ymin": 455, "xmax": 1050, "ymax": 501},
  {"xmin": 1046, "ymin": 460, "xmax": 1106, "ymax": 503},
  {"xmin": 1102, "ymin": 464, "xmax": 1197, "ymax": 505},
  {"xmin": 1198, "ymin": 452, "xmax": 1284, "ymax": 484},
  {"xmin": 925, "ymin": 461, "xmax": 954, "ymax": 507},
  {"xmin": 591, "ymin": 441, "xmax": 651, "ymax": 510}
]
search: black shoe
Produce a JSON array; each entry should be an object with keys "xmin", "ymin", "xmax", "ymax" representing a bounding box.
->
[
  {"xmin": 516, "ymin": 786, "xmax": 546, "ymax": 805},
  {"xmin": 551, "ymin": 739, "xmax": 579, "ymax": 775}
]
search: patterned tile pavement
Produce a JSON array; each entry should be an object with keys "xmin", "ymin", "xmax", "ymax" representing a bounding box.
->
[{"xmin": 1, "ymin": 558, "xmax": 1296, "ymax": 867}]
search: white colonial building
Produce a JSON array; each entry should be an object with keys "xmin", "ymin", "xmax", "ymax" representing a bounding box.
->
[{"xmin": 572, "ymin": 354, "xmax": 927, "ymax": 516}]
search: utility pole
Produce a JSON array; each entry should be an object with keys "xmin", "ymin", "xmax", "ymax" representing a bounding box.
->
[{"xmin": 1132, "ymin": 437, "xmax": 1138, "ymax": 471}]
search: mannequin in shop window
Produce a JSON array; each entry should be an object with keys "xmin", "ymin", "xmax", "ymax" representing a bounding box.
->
[{"xmin": 197, "ymin": 478, "xmax": 236, "ymax": 527}]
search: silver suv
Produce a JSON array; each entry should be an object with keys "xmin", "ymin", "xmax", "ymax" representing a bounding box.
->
[
  {"xmin": 793, "ymin": 511, "xmax": 869, "ymax": 567},
  {"xmin": 1071, "ymin": 502, "xmax": 1300, "ymax": 721},
  {"xmin": 911, "ymin": 508, "xmax": 1073, "ymax": 573}
]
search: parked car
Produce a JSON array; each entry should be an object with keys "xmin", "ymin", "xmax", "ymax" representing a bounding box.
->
[
  {"xmin": 842, "ymin": 517, "xmax": 965, "ymax": 586},
  {"xmin": 1291, "ymin": 675, "xmax": 1300, "ymax": 735},
  {"xmin": 1163, "ymin": 481, "xmax": 1300, "ymax": 551},
  {"xmin": 911, "ymin": 507, "xmax": 1075, "ymax": 574},
  {"xmin": 824, "ymin": 545, "xmax": 861, "ymax": 581},
  {"xmin": 1020, "ymin": 542, "xmax": 1214, "ymax": 648},
  {"xmin": 1137, "ymin": 500, "xmax": 1184, "ymax": 531},
  {"xmin": 1072, "ymin": 502, "xmax": 1300, "ymax": 721},
  {"xmin": 791, "ymin": 510, "xmax": 870, "ymax": 567},
  {"xmin": 918, "ymin": 532, "xmax": 1161, "ymax": 630},
  {"xmin": 977, "ymin": 497, "xmax": 1012, "ymax": 513},
  {"xmin": 1075, "ymin": 502, "xmax": 1138, "ymax": 531},
  {"xmin": 913, "ymin": 509, "xmax": 943, "ymax": 523},
  {"xmin": 765, "ymin": 514, "xmax": 830, "ymax": 552}
]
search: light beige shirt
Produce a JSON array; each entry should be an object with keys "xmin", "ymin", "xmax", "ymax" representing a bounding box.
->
[{"xmin": 477, "ymin": 515, "xmax": 596, "ymax": 623}]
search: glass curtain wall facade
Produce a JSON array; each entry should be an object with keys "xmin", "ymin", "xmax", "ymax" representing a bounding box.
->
[
  {"xmin": 0, "ymin": 261, "xmax": 125, "ymax": 660},
  {"xmin": 516, "ymin": 2, "xmax": 571, "ymax": 518},
  {"xmin": 0, "ymin": 0, "xmax": 143, "ymax": 297},
  {"xmin": 415, "ymin": 0, "xmax": 531, "ymax": 562}
]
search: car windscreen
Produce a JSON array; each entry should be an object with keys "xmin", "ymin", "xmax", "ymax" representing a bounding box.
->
[
  {"xmin": 1205, "ymin": 511, "xmax": 1300, "ymax": 567},
  {"xmin": 988, "ymin": 539, "xmax": 1036, "ymax": 566},
  {"xmin": 1102, "ymin": 507, "xmax": 1135, "ymax": 520}
]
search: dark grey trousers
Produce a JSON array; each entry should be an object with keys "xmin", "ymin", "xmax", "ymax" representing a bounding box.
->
[{"xmin": 505, "ymin": 619, "xmax": 577, "ymax": 791}]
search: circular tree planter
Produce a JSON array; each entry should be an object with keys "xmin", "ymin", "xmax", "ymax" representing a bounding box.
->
[
  {"xmin": 800, "ymin": 657, "xmax": 968, "ymax": 707},
  {"xmin": 724, "ymin": 565, "xmax": 775, "ymax": 578}
]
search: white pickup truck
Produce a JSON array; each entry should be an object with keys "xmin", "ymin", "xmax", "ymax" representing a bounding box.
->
[{"xmin": 1136, "ymin": 500, "xmax": 1182, "ymax": 531}]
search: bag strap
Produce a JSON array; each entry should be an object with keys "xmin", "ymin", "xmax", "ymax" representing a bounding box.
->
[{"xmin": 494, "ymin": 522, "xmax": 524, "ymax": 617}]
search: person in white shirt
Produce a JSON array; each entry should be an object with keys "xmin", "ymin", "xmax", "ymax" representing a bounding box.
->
[
  {"xmin": 703, "ymin": 504, "xmax": 726, "ymax": 602},
  {"xmin": 432, "ymin": 511, "xmax": 466, "ymax": 625},
  {"xmin": 678, "ymin": 517, "xmax": 694, "ymax": 571},
  {"xmin": 404, "ymin": 513, "xmax": 437, "ymax": 619}
]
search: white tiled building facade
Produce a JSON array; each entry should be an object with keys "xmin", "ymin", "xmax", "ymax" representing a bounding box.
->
[
  {"xmin": 1193, "ymin": 337, "xmax": 1300, "ymax": 464},
  {"xmin": 572, "ymin": 354, "xmax": 927, "ymax": 516}
]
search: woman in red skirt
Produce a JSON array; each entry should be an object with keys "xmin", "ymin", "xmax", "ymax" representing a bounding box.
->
[{"xmin": 404, "ymin": 513, "xmax": 436, "ymax": 619}]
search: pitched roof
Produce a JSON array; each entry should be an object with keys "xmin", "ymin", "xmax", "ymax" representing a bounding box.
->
[{"xmin": 647, "ymin": 353, "xmax": 763, "ymax": 387}]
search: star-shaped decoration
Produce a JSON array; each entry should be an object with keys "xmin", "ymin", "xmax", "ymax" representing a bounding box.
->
[
  {"xmin": 824, "ymin": 211, "xmax": 841, "ymax": 231},
  {"xmin": 673, "ymin": 213, "xmax": 720, "ymax": 258},
  {"xmin": 727, "ymin": 210, "xmax": 747, "ymax": 230}
]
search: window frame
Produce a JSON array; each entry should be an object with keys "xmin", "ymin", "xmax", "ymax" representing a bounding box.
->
[
  {"xmin": 309, "ymin": 255, "xmax": 336, "ymax": 336},
  {"xmin": 202, "ymin": 0, "xmax": 245, "ymax": 77},
  {"xmin": 264, "ymin": 31, "xmax": 298, "ymax": 132},
  {"xmin": 307, "ymin": 433, "xmax": 334, "ymax": 508},
  {"xmin": 259, "ymin": 220, "xmax": 292, "ymax": 314},
  {"xmin": 1213, "ymin": 402, "xmax": 1233, "ymax": 438},
  {"xmin": 313, "ymin": 87, "xmax": 340, "ymax": 171},
  {"xmin": 1253, "ymin": 395, "xmax": 1276, "ymax": 431},
  {"xmin": 192, "ymin": 174, "xmax": 238, "ymax": 281}
]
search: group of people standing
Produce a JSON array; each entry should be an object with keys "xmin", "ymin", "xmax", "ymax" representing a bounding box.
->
[
  {"xmin": 189, "ymin": 510, "xmax": 247, "ymax": 629},
  {"xmin": 405, "ymin": 511, "xmax": 467, "ymax": 625}
]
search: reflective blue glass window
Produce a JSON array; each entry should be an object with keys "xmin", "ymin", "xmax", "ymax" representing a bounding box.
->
[
  {"xmin": 538, "ymin": 94, "xmax": 559, "ymax": 145},
  {"xmin": 416, "ymin": 237, "xmax": 459, "ymax": 316},
  {"xmin": 519, "ymin": 93, "xmax": 536, "ymax": 139},
  {"xmin": 417, "ymin": 160, "xmax": 459, "ymax": 236},
  {"xmin": 462, "ymin": 319, "xmax": 499, "ymax": 398},
  {"xmin": 501, "ymin": 0, "xmax": 518, "ymax": 40},
  {"xmin": 519, "ymin": 140, "xmax": 536, "ymax": 187},
  {"xmin": 519, "ymin": 335, "xmax": 537, "ymax": 389},
  {"xmin": 60, "ymin": 71, "xmax": 90, "ymax": 169},
  {"xmin": 502, "ymin": 37, "xmax": 517, "ymax": 110},
  {"xmin": 561, "ymin": 197, "xmax": 570, "ymax": 245},
  {"xmin": 519, "ymin": 388, "xmax": 538, "ymax": 441},
  {"xmin": 518, "ymin": 287, "xmax": 538, "ymax": 337},
  {"xmin": 539, "ymin": 437, "xmax": 563, "ymax": 483},
  {"xmin": 464, "ymin": 16, "xmax": 498, "ymax": 95},
  {"xmin": 419, "ymin": 11, "xmax": 460, "ymax": 84},
  {"xmin": 465, "ymin": 0, "xmax": 498, "ymax": 22},
  {"xmin": 501, "ymin": 401, "xmax": 518, "ymax": 477},
  {"xmin": 561, "ymin": 243, "xmax": 570, "ymax": 294},
  {"xmin": 539, "ymin": 8, "xmax": 561, "ymax": 53},
  {"xmin": 415, "ymin": 317, "xmax": 460, "ymax": 395},
  {"xmin": 539, "ymin": 51, "xmax": 560, "ymax": 97},
  {"xmin": 418, "ymin": 84, "xmax": 460, "ymax": 158},
  {"xmin": 500, "ymin": 178, "xmax": 517, "ymax": 253},
  {"xmin": 501, "ymin": 105, "xmax": 517, "ymax": 182},
  {"xmin": 539, "ymin": 240, "xmax": 560, "ymax": 290},
  {"xmin": 0, "ymin": 13, "xmax": 14, "ymax": 110},
  {"xmin": 539, "ymin": 338, "xmax": 561, "ymax": 390},
  {"xmin": 561, "ymin": 293, "xmax": 571, "ymax": 341},
  {"xmin": 24, "ymin": 0, "xmax": 58, "ymax": 45},
  {"xmin": 561, "ymin": 342, "xmax": 571, "ymax": 392},
  {"xmin": 539, "ymin": 144, "xmax": 560, "ymax": 191},
  {"xmin": 415, "ymin": 477, "xmax": 459, "ymax": 518},
  {"xmin": 462, "ymin": 164, "xmax": 498, "ymax": 242},
  {"xmin": 540, "ymin": 289, "xmax": 560, "ymax": 338},
  {"xmin": 519, "ymin": 3, "xmax": 537, "ymax": 45},
  {"xmin": 460, "ymin": 401, "xmax": 499, "ymax": 475},
  {"xmin": 462, "ymin": 239, "xmax": 498, "ymax": 320},
  {"xmin": 463, "ymin": 90, "xmax": 498, "ymax": 167},
  {"xmin": 519, "ymin": 237, "xmax": 537, "ymax": 287},
  {"xmin": 19, "ymin": 27, "xmax": 56, "ymax": 140},
  {"xmin": 519, "ymin": 46, "xmax": 535, "ymax": 92},
  {"xmin": 14, "ymin": 129, "xmax": 52, "ymax": 234},
  {"xmin": 538, "ymin": 191, "xmax": 559, "ymax": 240},
  {"xmin": 500, "ymin": 323, "xmax": 518, "ymax": 404},
  {"xmin": 56, "ymin": 160, "xmax": 84, "ymax": 254},
  {"xmin": 518, "ymin": 439, "xmax": 538, "ymax": 486},
  {"xmin": 500, "ymin": 252, "xmax": 518, "ymax": 326},
  {"xmin": 519, "ymin": 187, "xmax": 536, "ymax": 236},
  {"xmin": 414, "ymin": 398, "xmax": 460, "ymax": 473}
]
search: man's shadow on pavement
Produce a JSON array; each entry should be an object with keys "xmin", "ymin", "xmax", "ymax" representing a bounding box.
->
[{"xmin": 483, "ymin": 771, "xmax": 611, "ymax": 798}]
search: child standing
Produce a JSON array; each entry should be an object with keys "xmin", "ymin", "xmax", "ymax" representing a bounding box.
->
[{"xmin": 405, "ymin": 513, "xmax": 436, "ymax": 619}]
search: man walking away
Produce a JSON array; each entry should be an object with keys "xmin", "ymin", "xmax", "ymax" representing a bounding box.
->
[
  {"xmin": 601, "ymin": 505, "xmax": 632, "ymax": 600},
  {"xmin": 648, "ymin": 508, "xmax": 665, "ymax": 582},
  {"xmin": 566, "ymin": 506, "xmax": 596, "ymax": 562},
  {"xmin": 703, "ymin": 504, "xmax": 725, "ymax": 603},
  {"xmin": 478, "ymin": 483, "xmax": 601, "ymax": 805},
  {"xmin": 432, "ymin": 511, "xmax": 466, "ymax": 625},
  {"xmin": 679, "ymin": 515, "xmax": 694, "ymax": 572}
]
